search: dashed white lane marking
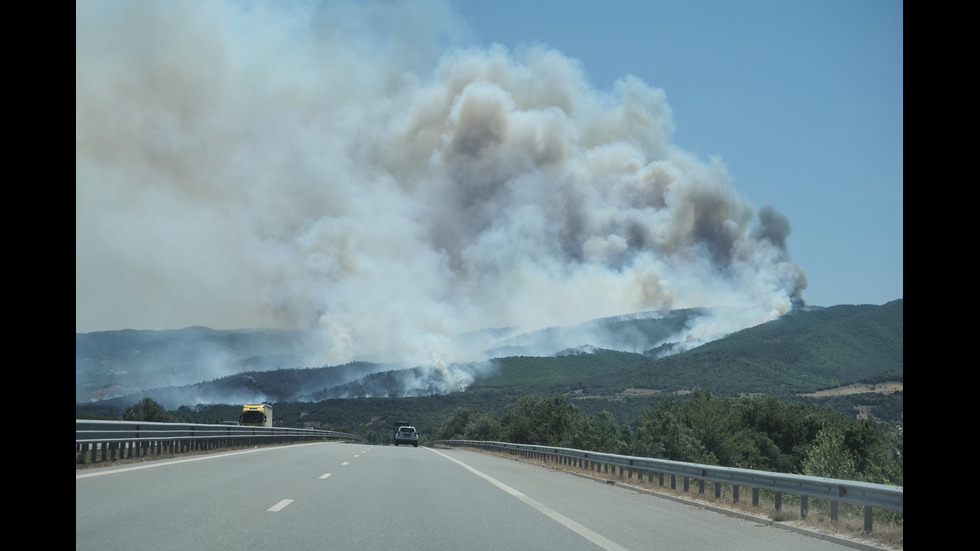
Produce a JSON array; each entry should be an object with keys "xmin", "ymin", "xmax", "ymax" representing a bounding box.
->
[
  {"xmin": 320, "ymin": 473, "xmax": 332, "ymax": 479},
  {"xmin": 341, "ymin": 461, "xmax": 350, "ymax": 465},
  {"xmin": 428, "ymin": 448, "xmax": 629, "ymax": 551},
  {"xmin": 268, "ymin": 499, "xmax": 293, "ymax": 512}
]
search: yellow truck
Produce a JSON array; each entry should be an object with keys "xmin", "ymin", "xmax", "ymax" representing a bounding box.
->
[{"xmin": 240, "ymin": 403, "xmax": 273, "ymax": 427}]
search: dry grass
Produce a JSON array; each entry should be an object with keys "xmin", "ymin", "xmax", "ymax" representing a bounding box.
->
[{"xmin": 470, "ymin": 448, "xmax": 903, "ymax": 551}]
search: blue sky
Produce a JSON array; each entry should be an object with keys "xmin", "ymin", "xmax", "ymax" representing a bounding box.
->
[{"xmin": 449, "ymin": 0, "xmax": 903, "ymax": 307}]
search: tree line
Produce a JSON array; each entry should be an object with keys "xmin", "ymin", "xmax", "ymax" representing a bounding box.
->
[
  {"xmin": 109, "ymin": 387, "xmax": 902, "ymax": 487},
  {"xmin": 433, "ymin": 388, "xmax": 903, "ymax": 486}
]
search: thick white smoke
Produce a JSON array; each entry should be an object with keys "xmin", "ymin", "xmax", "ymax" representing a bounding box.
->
[{"xmin": 76, "ymin": 0, "xmax": 806, "ymax": 376}]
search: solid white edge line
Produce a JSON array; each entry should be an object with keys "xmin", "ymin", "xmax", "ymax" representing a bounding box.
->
[
  {"xmin": 75, "ymin": 444, "xmax": 325, "ymax": 479},
  {"xmin": 428, "ymin": 447, "xmax": 630, "ymax": 551}
]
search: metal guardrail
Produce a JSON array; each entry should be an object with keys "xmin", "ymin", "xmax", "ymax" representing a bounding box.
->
[
  {"xmin": 433, "ymin": 439, "xmax": 902, "ymax": 532},
  {"xmin": 76, "ymin": 419, "xmax": 364, "ymax": 465}
]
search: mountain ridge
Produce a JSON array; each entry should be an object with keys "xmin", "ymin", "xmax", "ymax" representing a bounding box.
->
[
  {"xmin": 76, "ymin": 300, "xmax": 902, "ymax": 426},
  {"xmin": 75, "ymin": 306, "xmax": 710, "ymax": 402}
]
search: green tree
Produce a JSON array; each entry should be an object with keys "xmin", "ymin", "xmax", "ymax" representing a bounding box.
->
[
  {"xmin": 437, "ymin": 408, "xmax": 482, "ymax": 440},
  {"xmin": 631, "ymin": 397, "xmax": 708, "ymax": 463},
  {"xmin": 536, "ymin": 393, "xmax": 578, "ymax": 445},
  {"xmin": 889, "ymin": 417, "xmax": 903, "ymax": 486},
  {"xmin": 497, "ymin": 395, "xmax": 541, "ymax": 443},
  {"xmin": 567, "ymin": 411, "xmax": 625, "ymax": 454},
  {"xmin": 122, "ymin": 398, "xmax": 173, "ymax": 422},
  {"xmin": 838, "ymin": 417, "xmax": 903, "ymax": 485},
  {"xmin": 465, "ymin": 412, "xmax": 503, "ymax": 441},
  {"xmin": 801, "ymin": 425, "xmax": 856, "ymax": 479},
  {"xmin": 678, "ymin": 389, "xmax": 733, "ymax": 465},
  {"xmin": 735, "ymin": 396, "xmax": 840, "ymax": 473},
  {"xmin": 497, "ymin": 393, "xmax": 579, "ymax": 445}
]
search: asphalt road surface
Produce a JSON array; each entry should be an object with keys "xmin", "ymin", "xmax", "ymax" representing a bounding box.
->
[{"xmin": 76, "ymin": 443, "xmax": 862, "ymax": 551}]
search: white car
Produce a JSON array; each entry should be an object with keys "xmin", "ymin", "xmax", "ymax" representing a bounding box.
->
[{"xmin": 394, "ymin": 425, "xmax": 419, "ymax": 447}]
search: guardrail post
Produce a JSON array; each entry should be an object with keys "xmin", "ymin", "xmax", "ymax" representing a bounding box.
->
[
  {"xmin": 864, "ymin": 506, "xmax": 873, "ymax": 532},
  {"xmin": 830, "ymin": 501, "xmax": 839, "ymax": 522},
  {"xmin": 732, "ymin": 485, "xmax": 739, "ymax": 504},
  {"xmin": 752, "ymin": 488, "xmax": 759, "ymax": 507},
  {"xmin": 699, "ymin": 479, "xmax": 705, "ymax": 494},
  {"xmin": 774, "ymin": 492, "xmax": 782, "ymax": 511},
  {"xmin": 670, "ymin": 474, "xmax": 676, "ymax": 490},
  {"xmin": 683, "ymin": 477, "xmax": 689, "ymax": 492},
  {"xmin": 800, "ymin": 496, "xmax": 808, "ymax": 519}
]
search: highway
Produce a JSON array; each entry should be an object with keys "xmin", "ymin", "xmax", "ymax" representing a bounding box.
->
[{"xmin": 76, "ymin": 443, "xmax": 861, "ymax": 551}]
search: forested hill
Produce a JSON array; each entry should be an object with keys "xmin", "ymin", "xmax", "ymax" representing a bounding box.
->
[
  {"xmin": 367, "ymin": 300, "xmax": 903, "ymax": 397},
  {"xmin": 620, "ymin": 299, "xmax": 903, "ymax": 396},
  {"xmin": 77, "ymin": 300, "xmax": 902, "ymax": 427}
]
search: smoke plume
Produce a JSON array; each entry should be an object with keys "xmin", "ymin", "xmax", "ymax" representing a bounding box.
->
[{"xmin": 76, "ymin": 1, "xmax": 806, "ymax": 378}]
